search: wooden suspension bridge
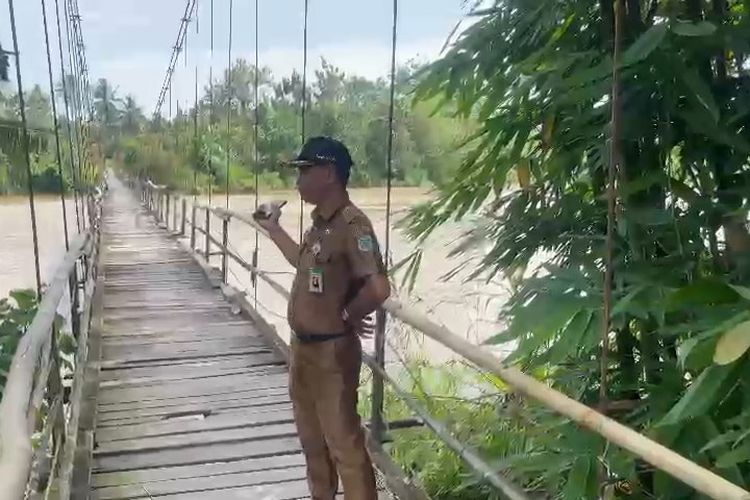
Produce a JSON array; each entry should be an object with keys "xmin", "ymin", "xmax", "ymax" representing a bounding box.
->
[
  {"xmin": 0, "ymin": 0, "xmax": 748, "ymax": 496},
  {"xmin": 1, "ymin": 175, "xmax": 750, "ymax": 500}
]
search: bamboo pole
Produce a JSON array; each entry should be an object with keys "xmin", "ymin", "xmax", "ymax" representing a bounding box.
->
[{"xmin": 0, "ymin": 233, "xmax": 90, "ymax": 500}]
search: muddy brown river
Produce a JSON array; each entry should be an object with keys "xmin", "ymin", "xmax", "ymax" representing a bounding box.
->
[{"xmin": 0, "ymin": 186, "xmax": 514, "ymax": 360}]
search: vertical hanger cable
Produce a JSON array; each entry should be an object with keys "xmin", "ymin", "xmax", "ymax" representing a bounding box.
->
[
  {"xmin": 41, "ymin": 0, "xmax": 70, "ymax": 250},
  {"xmin": 8, "ymin": 0, "xmax": 43, "ymax": 296}
]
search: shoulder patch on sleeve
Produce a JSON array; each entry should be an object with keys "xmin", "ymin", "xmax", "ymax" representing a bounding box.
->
[{"xmin": 357, "ymin": 234, "xmax": 374, "ymax": 252}]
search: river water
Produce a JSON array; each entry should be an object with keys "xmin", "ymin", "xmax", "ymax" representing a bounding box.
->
[
  {"xmin": 0, "ymin": 196, "xmax": 77, "ymax": 298},
  {"xmin": 0, "ymin": 187, "xmax": 515, "ymax": 361}
]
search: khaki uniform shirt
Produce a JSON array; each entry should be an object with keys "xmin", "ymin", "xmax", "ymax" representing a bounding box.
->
[{"xmin": 288, "ymin": 196, "xmax": 385, "ymax": 336}]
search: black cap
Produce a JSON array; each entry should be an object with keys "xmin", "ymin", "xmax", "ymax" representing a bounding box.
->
[{"xmin": 287, "ymin": 136, "xmax": 353, "ymax": 184}]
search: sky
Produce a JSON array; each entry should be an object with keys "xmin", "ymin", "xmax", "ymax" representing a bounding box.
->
[{"xmin": 1, "ymin": 0, "xmax": 472, "ymax": 117}]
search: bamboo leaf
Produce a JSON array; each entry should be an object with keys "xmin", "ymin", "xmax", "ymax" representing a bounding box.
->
[
  {"xmin": 696, "ymin": 417, "xmax": 746, "ymax": 486},
  {"xmin": 671, "ymin": 20, "xmax": 717, "ymax": 37},
  {"xmin": 622, "ymin": 23, "xmax": 668, "ymax": 66},
  {"xmin": 730, "ymin": 285, "xmax": 750, "ymax": 302},
  {"xmin": 680, "ymin": 68, "xmax": 719, "ymax": 123},
  {"xmin": 714, "ymin": 320, "xmax": 750, "ymax": 365},
  {"xmin": 666, "ymin": 278, "xmax": 739, "ymax": 310},
  {"xmin": 733, "ymin": 427, "xmax": 750, "ymax": 449},
  {"xmin": 611, "ymin": 285, "xmax": 647, "ymax": 317},
  {"xmin": 626, "ymin": 208, "xmax": 674, "ymax": 226},
  {"xmin": 716, "ymin": 443, "xmax": 750, "ymax": 469},
  {"xmin": 546, "ymin": 309, "xmax": 594, "ymax": 363},
  {"xmin": 562, "ymin": 457, "xmax": 593, "ymax": 500},
  {"xmin": 700, "ymin": 430, "xmax": 741, "ymax": 453},
  {"xmin": 677, "ymin": 335, "xmax": 706, "ymax": 370},
  {"xmin": 659, "ymin": 364, "xmax": 734, "ymax": 426}
]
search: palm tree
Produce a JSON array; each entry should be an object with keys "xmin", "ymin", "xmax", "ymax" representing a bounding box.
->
[
  {"xmin": 218, "ymin": 60, "xmax": 273, "ymax": 117},
  {"xmin": 92, "ymin": 78, "xmax": 121, "ymax": 129},
  {"xmin": 121, "ymin": 95, "xmax": 144, "ymax": 134}
]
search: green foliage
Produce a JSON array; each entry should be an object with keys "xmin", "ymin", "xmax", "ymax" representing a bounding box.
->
[
  {"xmin": 110, "ymin": 58, "xmax": 476, "ymax": 191},
  {"xmin": 0, "ymin": 289, "xmax": 39, "ymax": 397},
  {"xmin": 396, "ymin": 0, "xmax": 750, "ymax": 497},
  {"xmin": 0, "ymin": 77, "xmax": 103, "ymax": 194},
  {"xmin": 360, "ymin": 362, "xmax": 638, "ymax": 499}
]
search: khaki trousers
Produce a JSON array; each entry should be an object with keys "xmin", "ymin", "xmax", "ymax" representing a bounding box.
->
[{"xmin": 289, "ymin": 334, "xmax": 378, "ymax": 500}]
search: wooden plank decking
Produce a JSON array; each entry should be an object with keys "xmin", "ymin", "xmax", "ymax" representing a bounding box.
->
[{"xmin": 87, "ymin": 183, "xmax": 315, "ymax": 499}]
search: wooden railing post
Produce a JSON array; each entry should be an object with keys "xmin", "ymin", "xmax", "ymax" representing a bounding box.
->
[
  {"xmin": 221, "ymin": 216, "xmax": 230, "ymax": 284},
  {"xmin": 190, "ymin": 204, "xmax": 197, "ymax": 249},
  {"xmin": 181, "ymin": 198, "xmax": 187, "ymax": 236},
  {"xmin": 371, "ymin": 309, "xmax": 387, "ymax": 443},
  {"xmin": 165, "ymin": 193, "xmax": 171, "ymax": 230},
  {"xmin": 173, "ymin": 196, "xmax": 179, "ymax": 231},
  {"xmin": 68, "ymin": 261, "xmax": 81, "ymax": 340},
  {"xmin": 251, "ymin": 248, "xmax": 258, "ymax": 289},
  {"xmin": 204, "ymin": 207, "xmax": 211, "ymax": 260}
]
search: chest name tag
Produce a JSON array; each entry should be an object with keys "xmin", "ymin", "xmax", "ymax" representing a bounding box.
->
[{"xmin": 309, "ymin": 267, "xmax": 323, "ymax": 294}]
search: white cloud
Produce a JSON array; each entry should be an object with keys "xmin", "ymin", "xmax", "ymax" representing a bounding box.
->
[{"xmin": 260, "ymin": 37, "xmax": 445, "ymax": 81}]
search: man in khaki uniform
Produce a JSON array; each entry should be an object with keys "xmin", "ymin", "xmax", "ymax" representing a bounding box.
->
[{"xmin": 256, "ymin": 136, "xmax": 391, "ymax": 500}]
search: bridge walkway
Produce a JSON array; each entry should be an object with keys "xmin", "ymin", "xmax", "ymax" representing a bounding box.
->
[{"xmin": 88, "ymin": 183, "xmax": 330, "ymax": 499}]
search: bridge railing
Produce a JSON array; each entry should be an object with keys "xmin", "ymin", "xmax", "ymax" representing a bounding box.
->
[
  {"xmin": 0, "ymin": 194, "xmax": 103, "ymax": 500},
  {"xmin": 135, "ymin": 179, "xmax": 750, "ymax": 500}
]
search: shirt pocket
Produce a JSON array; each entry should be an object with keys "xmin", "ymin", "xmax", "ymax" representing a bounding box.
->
[{"xmin": 314, "ymin": 239, "xmax": 339, "ymax": 265}]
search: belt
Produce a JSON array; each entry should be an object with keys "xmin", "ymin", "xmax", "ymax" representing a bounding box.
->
[{"xmin": 294, "ymin": 332, "xmax": 347, "ymax": 343}]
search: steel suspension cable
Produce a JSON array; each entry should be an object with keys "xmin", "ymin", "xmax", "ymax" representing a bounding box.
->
[
  {"xmin": 252, "ymin": 0, "xmax": 260, "ymax": 306},
  {"xmin": 154, "ymin": 0, "xmax": 196, "ymax": 118},
  {"xmin": 63, "ymin": 0, "xmax": 84, "ymax": 228},
  {"xmin": 208, "ymin": 0, "xmax": 214, "ymax": 204},
  {"xmin": 7, "ymin": 0, "xmax": 42, "ymax": 296},
  {"xmin": 371, "ymin": 0, "xmax": 398, "ymax": 443},
  {"xmin": 41, "ymin": 0, "xmax": 69, "ymax": 250},
  {"xmin": 66, "ymin": 3, "xmax": 83, "ymax": 171},
  {"xmin": 193, "ymin": 0, "xmax": 199, "ymax": 198},
  {"xmin": 53, "ymin": 0, "xmax": 81, "ymax": 233},
  {"xmin": 70, "ymin": 0, "xmax": 93, "ymax": 121},
  {"xmin": 225, "ymin": 0, "xmax": 233, "ymax": 209},
  {"xmin": 299, "ymin": 0, "xmax": 309, "ymax": 242},
  {"xmin": 383, "ymin": 0, "xmax": 397, "ymax": 280},
  {"xmin": 68, "ymin": 0, "xmax": 95, "ymax": 225},
  {"xmin": 63, "ymin": 0, "xmax": 86, "ymax": 228}
]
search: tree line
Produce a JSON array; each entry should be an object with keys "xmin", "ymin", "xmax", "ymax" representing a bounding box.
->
[
  {"xmin": 0, "ymin": 60, "xmax": 474, "ymax": 196},
  {"xmin": 102, "ymin": 58, "xmax": 475, "ymax": 193},
  {"xmin": 0, "ymin": 78, "xmax": 103, "ymax": 195}
]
